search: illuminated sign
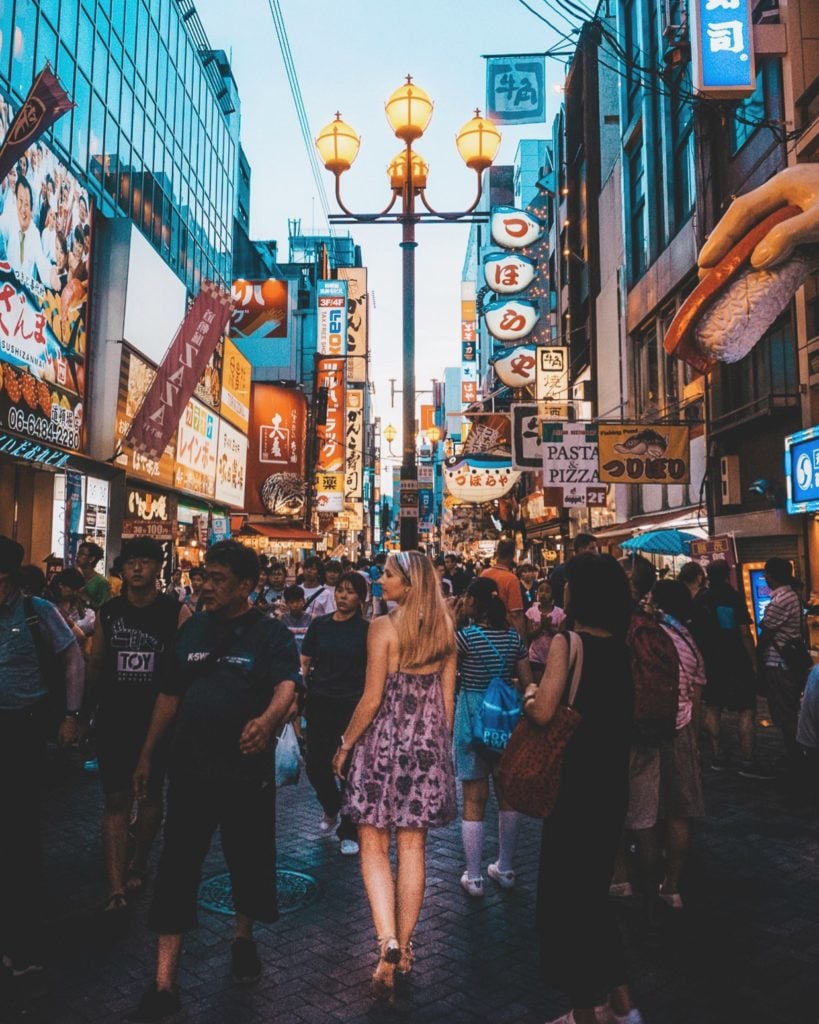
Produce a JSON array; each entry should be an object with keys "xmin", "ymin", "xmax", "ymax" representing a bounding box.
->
[
  {"xmin": 317, "ymin": 279, "xmax": 348, "ymax": 356},
  {"xmin": 785, "ymin": 426, "xmax": 819, "ymax": 514},
  {"xmin": 690, "ymin": 0, "xmax": 756, "ymax": 99}
]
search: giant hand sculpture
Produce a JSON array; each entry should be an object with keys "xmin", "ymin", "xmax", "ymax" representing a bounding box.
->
[{"xmin": 664, "ymin": 164, "xmax": 819, "ymax": 373}]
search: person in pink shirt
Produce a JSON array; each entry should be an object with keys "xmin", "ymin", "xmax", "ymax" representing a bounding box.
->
[{"xmin": 525, "ymin": 580, "xmax": 567, "ymax": 681}]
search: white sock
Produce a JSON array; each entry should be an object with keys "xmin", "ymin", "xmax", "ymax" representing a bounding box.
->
[
  {"xmin": 497, "ymin": 811, "xmax": 521, "ymax": 873},
  {"xmin": 461, "ymin": 820, "xmax": 484, "ymax": 879}
]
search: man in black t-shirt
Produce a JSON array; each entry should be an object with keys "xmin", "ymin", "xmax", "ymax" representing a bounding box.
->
[
  {"xmin": 86, "ymin": 537, "xmax": 183, "ymax": 914},
  {"xmin": 126, "ymin": 541, "xmax": 299, "ymax": 1023}
]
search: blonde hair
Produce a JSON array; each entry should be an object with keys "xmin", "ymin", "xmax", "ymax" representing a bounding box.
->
[{"xmin": 388, "ymin": 551, "xmax": 455, "ymax": 670}]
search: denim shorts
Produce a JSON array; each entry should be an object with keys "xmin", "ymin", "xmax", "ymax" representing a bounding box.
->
[{"xmin": 453, "ymin": 688, "xmax": 497, "ymax": 782}]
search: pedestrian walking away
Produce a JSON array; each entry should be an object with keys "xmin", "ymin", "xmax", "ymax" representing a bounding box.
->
[
  {"xmin": 125, "ymin": 540, "xmax": 299, "ymax": 1023},
  {"xmin": 332, "ymin": 550, "xmax": 457, "ymax": 1001},
  {"xmin": 301, "ymin": 570, "xmax": 369, "ymax": 854}
]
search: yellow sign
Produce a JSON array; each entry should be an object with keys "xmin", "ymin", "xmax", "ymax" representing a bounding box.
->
[
  {"xmin": 220, "ymin": 338, "xmax": 251, "ymax": 432},
  {"xmin": 598, "ymin": 424, "xmax": 690, "ymax": 485}
]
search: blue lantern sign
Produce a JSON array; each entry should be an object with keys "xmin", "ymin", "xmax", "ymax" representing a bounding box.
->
[
  {"xmin": 689, "ymin": 0, "xmax": 756, "ymax": 99},
  {"xmin": 785, "ymin": 426, "xmax": 819, "ymax": 514}
]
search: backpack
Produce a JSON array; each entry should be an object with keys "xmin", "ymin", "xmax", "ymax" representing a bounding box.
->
[
  {"xmin": 469, "ymin": 627, "xmax": 523, "ymax": 754},
  {"xmin": 626, "ymin": 606, "xmax": 680, "ymax": 746}
]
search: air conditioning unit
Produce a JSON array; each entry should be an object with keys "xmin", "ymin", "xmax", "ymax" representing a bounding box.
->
[{"xmin": 720, "ymin": 455, "xmax": 741, "ymax": 506}]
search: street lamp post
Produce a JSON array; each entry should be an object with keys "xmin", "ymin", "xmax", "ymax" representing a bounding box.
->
[{"xmin": 316, "ymin": 77, "xmax": 501, "ymax": 550}]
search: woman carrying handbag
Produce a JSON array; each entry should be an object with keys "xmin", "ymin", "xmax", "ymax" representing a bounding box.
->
[{"xmin": 520, "ymin": 554, "xmax": 643, "ymax": 1024}]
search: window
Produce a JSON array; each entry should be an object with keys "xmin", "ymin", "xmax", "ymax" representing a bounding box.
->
[
  {"xmin": 634, "ymin": 324, "xmax": 660, "ymax": 420},
  {"xmin": 627, "ymin": 141, "xmax": 647, "ymax": 281},
  {"xmin": 730, "ymin": 66, "xmax": 765, "ymax": 153},
  {"xmin": 36, "ymin": 17, "xmax": 58, "ymax": 73},
  {"xmin": 60, "ymin": 0, "xmax": 79, "ymax": 52},
  {"xmin": 624, "ymin": 0, "xmax": 641, "ymax": 123},
  {"xmin": 11, "ymin": 0, "xmax": 35, "ymax": 97}
]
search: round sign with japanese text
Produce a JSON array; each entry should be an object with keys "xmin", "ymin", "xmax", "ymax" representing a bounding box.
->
[
  {"xmin": 490, "ymin": 205, "xmax": 544, "ymax": 249},
  {"xmin": 483, "ymin": 252, "xmax": 537, "ymax": 294},
  {"xmin": 491, "ymin": 344, "xmax": 537, "ymax": 388},
  {"xmin": 484, "ymin": 298, "xmax": 539, "ymax": 342},
  {"xmin": 443, "ymin": 455, "xmax": 521, "ymax": 504}
]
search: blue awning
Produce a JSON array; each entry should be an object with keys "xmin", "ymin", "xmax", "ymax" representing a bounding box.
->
[{"xmin": 619, "ymin": 529, "xmax": 701, "ymax": 556}]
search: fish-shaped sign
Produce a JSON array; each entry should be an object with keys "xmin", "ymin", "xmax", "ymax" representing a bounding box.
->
[
  {"xmin": 491, "ymin": 205, "xmax": 544, "ymax": 249},
  {"xmin": 491, "ymin": 344, "xmax": 537, "ymax": 388},
  {"xmin": 484, "ymin": 298, "xmax": 539, "ymax": 342},
  {"xmin": 483, "ymin": 252, "xmax": 537, "ymax": 294}
]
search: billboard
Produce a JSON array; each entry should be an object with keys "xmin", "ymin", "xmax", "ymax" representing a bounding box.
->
[
  {"xmin": 690, "ymin": 0, "xmax": 755, "ymax": 99},
  {"xmin": 0, "ymin": 88, "xmax": 93, "ymax": 454},
  {"xmin": 215, "ymin": 418, "xmax": 247, "ymax": 509},
  {"xmin": 246, "ymin": 382, "xmax": 307, "ymax": 517},
  {"xmin": 220, "ymin": 337, "xmax": 251, "ymax": 432},
  {"xmin": 598, "ymin": 424, "xmax": 691, "ymax": 485},
  {"xmin": 338, "ymin": 267, "xmax": 368, "ymax": 383},
  {"xmin": 316, "ymin": 357, "xmax": 345, "ymax": 473},
  {"xmin": 231, "ymin": 278, "xmax": 289, "ymax": 339},
  {"xmin": 345, "ymin": 386, "xmax": 365, "ymax": 501},
  {"xmin": 785, "ymin": 426, "xmax": 819, "ymax": 515},
  {"xmin": 193, "ymin": 336, "xmax": 224, "ymax": 412},
  {"xmin": 317, "ymin": 279, "xmax": 347, "ymax": 356},
  {"xmin": 174, "ymin": 397, "xmax": 217, "ymax": 499},
  {"xmin": 115, "ymin": 348, "xmax": 177, "ymax": 488}
]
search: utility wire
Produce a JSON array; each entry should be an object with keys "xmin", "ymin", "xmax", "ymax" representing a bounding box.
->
[{"xmin": 266, "ymin": 0, "xmax": 334, "ymax": 237}]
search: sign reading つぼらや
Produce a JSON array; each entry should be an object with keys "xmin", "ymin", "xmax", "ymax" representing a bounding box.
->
[{"xmin": 597, "ymin": 424, "xmax": 691, "ymax": 485}]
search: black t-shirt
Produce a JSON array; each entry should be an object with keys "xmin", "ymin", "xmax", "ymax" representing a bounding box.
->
[
  {"xmin": 165, "ymin": 608, "xmax": 300, "ymax": 782},
  {"xmin": 301, "ymin": 613, "xmax": 369, "ymax": 700},
  {"xmin": 97, "ymin": 593, "xmax": 180, "ymax": 722}
]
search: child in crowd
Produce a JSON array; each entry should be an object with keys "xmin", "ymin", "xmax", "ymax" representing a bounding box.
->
[{"xmin": 280, "ymin": 584, "xmax": 313, "ymax": 654}]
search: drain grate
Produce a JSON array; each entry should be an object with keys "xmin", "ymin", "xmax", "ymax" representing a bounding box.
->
[{"xmin": 198, "ymin": 869, "xmax": 319, "ymax": 917}]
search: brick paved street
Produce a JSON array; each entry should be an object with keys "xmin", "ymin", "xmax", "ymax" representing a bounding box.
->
[{"xmin": 2, "ymin": 712, "xmax": 817, "ymax": 1024}]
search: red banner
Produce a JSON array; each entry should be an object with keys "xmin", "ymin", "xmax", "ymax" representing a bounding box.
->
[
  {"xmin": 246, "ymin": 383, "xmax": 307, "ymax": 516},
  {"xmin": 0, "ymin": 66, "xmax": 73, "ymax": 183},
  {"xmin": 125, "ymin": 282, "xmax": 233, "ymax": 458}
]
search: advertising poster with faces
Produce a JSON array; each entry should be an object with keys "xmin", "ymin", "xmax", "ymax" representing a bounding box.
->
[{"xmin": 0, "ymin": 90, "xmax": 93, "ymax": 453}]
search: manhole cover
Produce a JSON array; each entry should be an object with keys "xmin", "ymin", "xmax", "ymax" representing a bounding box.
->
[{"xmin": 199, "ymin": 869, "xmax": 319, "ymax": 916}]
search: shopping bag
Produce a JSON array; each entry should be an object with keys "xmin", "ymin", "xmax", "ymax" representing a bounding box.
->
[{"xmin": 275, "ymin": 723, "xmax": 301, "ymax": 787}]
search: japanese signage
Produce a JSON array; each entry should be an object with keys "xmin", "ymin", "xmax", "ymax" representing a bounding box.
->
[
  {"xmin": 0, "ymin": 66, "xmax": 72, "ymax": 183},
  {"xmin": 317, "ymin": 279, "xmax": 348, "ymax": 356},
  {"xmin": 174, "ymin": 397, "xmax": 217, "ymax": 499},
  {"xmin": 246, "ymin": 383, "xmax": 307, "ymax": 517},
  {"xmin": 597, "ymin": 424, "xmax": 691, "ymax": 485},
  {"xmin": 491, "ymin": 206, "xmax": 544, "ymax": 249},
  {"xmin": 785, "ymin": 426, "xmax": 819, "ymax": 514},
  {"xmin": 215, "ymin": 418, "xmax": 247, "ymax": 508},
  {"xmin": 690, "ymin": 534, "xmax": 739, "ymax": 588},
  {"xmin": 443, "ymin": 455, "xmax": 521, "ymax": 503},
  {"xmin": 115, "ymin": 348, "xmax": 176, "ymax": 488},
  {"xmin": 316, "ymin": 356, "xmax": 346, "ymax": 474},
  {"xmin": 492, "ymin": 344, "xmax": 537, "ymax": 388},
  {"xmin": 690, "ymin": 0, "xmax": 756, "ymax": 99},
  {"xmin": 463, "ymin": 413, "xmax": 511, "ymax": 457},
  {"xmin": 231, "ymin": 278, "xmax": 289, "ymax": 339},
  {"xmin": 126, "ymin": 282, "xmax": 233, "ymax": 459},
  {"xmin": 462, "ymin": 379, "xmax": 477, "ymax": 405},
  {"xmin": 220, "ymin": 337, "xmax": 251, "ymax": 432},
  {"xmin": 535, "ymin": 346, "xmax": 569, "ymax": 402},
  {"xmin": 484, "ymin": 252, "xmax": 537, "ymax": 294},
  {"xmin": 541, "ymin": 421, "xmax": 603, "ymax": 508},
  {"xmin": 399, "ymin": 478, "xmax": 418, "ymax": 519},
  {"xmin": 122, "ymin": 488, "xmax": 177, "ymax": 542},
  {"xmin": 484, "ymin": 298, "xmax": 539, "ymax": 342},
  {"xmin": 510, "ymin": 403, "xmax": 543, "ymax": 470},
  {"xmin": 192, "ymin": 337, "xmax": 223, "ymax": 411},
  {"xmin": 0, "ymin": 89, "xmax": 93, "ymax": 455},
  {"xmin": 485, "ymin": 55, "xmax": 546, "ymax": 125},
  {"xmin": 345, "ymin": 386, "xmax": 365, "ymax": 501},
  {"xmin": 338, "ymin": 267, "xmax": 368, "ymax": 383},
  {"xmin": 462, "ymin": 340, "xmax": 476, "ymax": 362},
  {"xmin": 316, "ymin": 471, "xmax": 344, "ymax": 514}
]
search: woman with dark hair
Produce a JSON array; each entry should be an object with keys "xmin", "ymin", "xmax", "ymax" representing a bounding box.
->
[
  {"xmin": 301, "ymin": 571, "xmax": 370, "ymax": 856},
  {"xmin": 523, "ymin": 554, "xmax": 642, "ymax": 1024},
  {"xmin": 455, "ymin": 577, "xmax": 532, "ymax": 896},
  {"xmin": 51, "ymin": 567, "xmax": 96, "ymax": 655}
]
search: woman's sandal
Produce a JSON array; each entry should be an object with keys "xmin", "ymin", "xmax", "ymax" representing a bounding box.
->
[
  {"xmin": 395, "ymin": 941, "xmax": 414, "ymax": 986},
  {"xmin": 125, "ymin": 866, "xmax": 148, "ymax": 894},
  {"xmin": 103, "ymin": 892, "xmax": 127, "ymax": 914},
  {"xmin": 371, "ymin": 937, "xmax": 400, "ymax": 1000}
]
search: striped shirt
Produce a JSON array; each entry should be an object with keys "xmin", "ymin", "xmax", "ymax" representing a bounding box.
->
[
  {"xmin": 456, "ymin": 625, "xmax": 527, "ymax": 692},
  {"xmin": 761, "ymin": 585, "xmax": 803, "ymax": 668},
  {"xmin": 659, "ymin": 614, "xmax": 706, "ymax": 731}
]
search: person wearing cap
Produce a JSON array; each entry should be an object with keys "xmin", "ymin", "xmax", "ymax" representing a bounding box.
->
[{"xmin": 0, "ymin": 534, "xmax": 85, "ymax": 980}]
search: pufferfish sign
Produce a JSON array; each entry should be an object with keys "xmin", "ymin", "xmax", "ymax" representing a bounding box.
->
[{"xmin": 665, "ymin": 165, "xmax": 819, "ymax": 374}]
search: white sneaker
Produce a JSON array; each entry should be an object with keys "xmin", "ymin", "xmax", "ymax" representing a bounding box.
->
[
  {"xmin": 595, "ymin": 1007, "xmax": 644, "ymax": 1024},
  {"xmin": 318, "ymin": 814, "xmax": 337, "ymax": 833},
  {"xmin": 460, "ymin": 870, "xmax": 484, "ymax": 897},
  {"xmin": 339, "ymin": 839, "xmax": 359, "ymax": 856},
  {"xmin": 487, "ymin": 861, "xmax": 516, "ymax": 889}
]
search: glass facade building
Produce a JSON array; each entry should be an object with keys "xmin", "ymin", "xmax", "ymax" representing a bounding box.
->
[{"xmin": 0, "ymin": 0, "xmax": 236, "ymax": 289}]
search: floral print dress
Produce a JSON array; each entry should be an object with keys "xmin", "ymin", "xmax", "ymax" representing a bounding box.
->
[{"xmin": 343, "ymin": 670, "xmax": 456, "ymax": 829}]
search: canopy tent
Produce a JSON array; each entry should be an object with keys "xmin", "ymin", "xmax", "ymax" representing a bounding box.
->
[{"xmin": 619, "ymin": 529, "xmax": 701, "ymax": 556}]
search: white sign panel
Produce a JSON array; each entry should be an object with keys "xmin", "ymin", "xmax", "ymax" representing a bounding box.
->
[
  {"xmin": 510, "ymin": 403, "xmax": 542, "ymax": 470},
  {"xmin": 215, "ymin": 418, "xmax": 248, "ymax": 508},
  {"xmin": 174, "ymin": 398, "xmax": 217, "ymax": 499},
  {"xmin": 344, "ymin": 387, "xmax": 364, "ymax": 501},
  {"xmin": 535, "ymin": 346, "xmax": 569, "ymax": 402},
  {"xmin": 541, "ymin": 421, "xmax": 601, "ymax": 507},
  {"xmin": 484, "ymin": 298, "xmax": 539, "ymax": 342},
  {"xmin": 493, "ymin": 345, "xmax": 537, "ymax": 388},
  {"xmin": 483, "ymin": 252, "xmax": 537, "ymax": 294},
  {"xmin": 490, "ymin": 205, "xmax": 544, "ymax": 249},
  {"xmin": 317, "ymin": 279, "xmax": 348, "ymax": 356}
]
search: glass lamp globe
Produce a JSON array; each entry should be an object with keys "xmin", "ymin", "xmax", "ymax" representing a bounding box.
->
[
  {"xmin": 315, "ymin": 113, "xmax": 361, "ymax": 174},
  {"xmin": 385, "ymin": 76, "xmax": 433, "ymax": 142},
  {"xmin": 387, "ymin": 149, "xmax": 429, "ymax": 191},
  {"xmin": 456, "ymin": 111, "xmax": 502, "ymax": 172}
]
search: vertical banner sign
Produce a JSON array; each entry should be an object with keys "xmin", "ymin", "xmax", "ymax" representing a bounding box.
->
[
  {"xmin": 400, "ymin": 479, "xmax": 419, "ymax": 519},
  {"xmin": 0, "ymin": 65, "xmax": 73, "ymax": 182},
  {"xmin": 597, "ymin": 424, "xmax": 691, "ymax": 484},
  {"xmin": 535, "ymin": 346, "xmax": 569, "ymax": 401},
  {"xmin": 115, "ymin": 350, "xmax": 177, "ymax": 487},
  {"xmin": 316, "ymin": 357, "xmax": 346, "ymax": 513},
  {"xmin": 220, "ymin": 338, "xmax": 251, "ymax": 431},
  {"xmin": 461, "ymin": 280, "xmax": 477, "ymax": 391},
  {"xmin": 338, "ymin": 268, "xmax": 368, "ymax": 383},
  {"xmin": 345, "ymin": 387, "xmax": 365, "ymax": 502},
  {"xmin": 126, "ymin": 282, "xmax": 233, "ymax": 458},
  {"xmin": 689, "ymin": 0, "xmax": 755, "ymax": 99},
  {"xmin": 215, "ymin": 418, "xmax": 248, "ymax": 509},
  {"xmin": 317, "ymin": 280, "xmax": 348, "ymax": 356},
  {"xmin": 174, "ymin": 398, "xmax": 217, "ymax": 499},
  {"xmin": 510, "ymin": 403, "xmax": 543, "ymax": 470},
  {"xmin": 63, "ymin": 469, "xmax": 84, "ymax": 565},
  {"xmin": 485, "ymin": 55, "xmax": 546, "ymax": 125},
  {"xmin": 246, "ymin": 383, "xmax": 307, "ymax": 517}
]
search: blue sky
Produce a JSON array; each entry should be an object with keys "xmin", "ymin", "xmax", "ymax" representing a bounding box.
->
[{"xmin": 196, "ymin": 0, "xmax": 574, "ymax": 443}]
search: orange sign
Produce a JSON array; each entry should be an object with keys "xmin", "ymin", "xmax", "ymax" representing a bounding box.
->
[
  {"xmin": 231, "ymin": 279, "xmax": 289, "ymax": 339},
  {"xmin": 316, "ymin": 357, "xmax": 345, "ymax": 473},
  {"xmin": 246, "ymin": 383, "xmax": 307, "ymax": 515},
  {"xmin": 220, "ymin": 338, "xmax": 251, "ymax": 431}
]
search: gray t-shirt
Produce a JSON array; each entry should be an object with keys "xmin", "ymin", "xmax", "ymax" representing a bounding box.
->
[{"xmin": 0, "ymin": 591, "xmax": 75, "ymax": 711}]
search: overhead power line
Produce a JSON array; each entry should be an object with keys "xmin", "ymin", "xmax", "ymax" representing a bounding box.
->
[{"xmin": 266, "ymin": 0, "xmax": 334, "ymax": 236}]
